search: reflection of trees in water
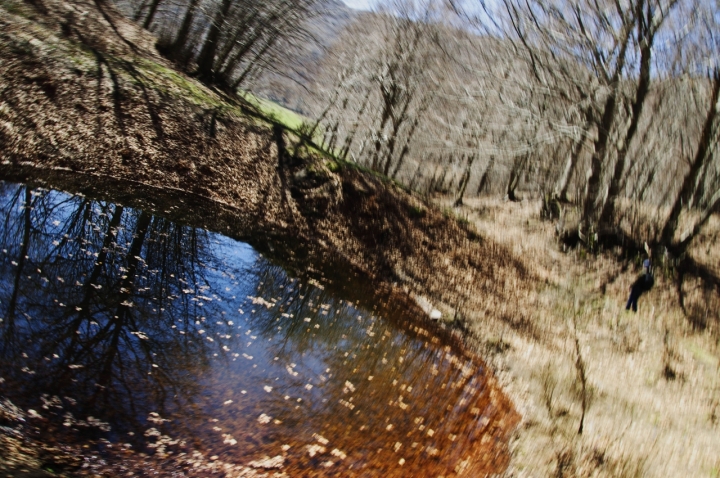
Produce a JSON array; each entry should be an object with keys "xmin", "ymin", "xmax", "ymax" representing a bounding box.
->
[
  {"xmin": 0, "ymin": 182, "xmax": 507, "ymax": 474},
  {"xmin": 0, "ymin": 183, "xmax": 230, "ymax": 438}
]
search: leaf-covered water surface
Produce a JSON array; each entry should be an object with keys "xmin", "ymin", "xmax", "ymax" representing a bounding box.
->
[{"xmin": 0, "ymin": 180, "xmax": 515, "ymax": 476}]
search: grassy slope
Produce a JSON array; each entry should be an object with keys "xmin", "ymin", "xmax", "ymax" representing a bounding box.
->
[
  {"xmin": 239, "ymin": 90, "xmax": 308, "ymax": 132},
  {"xmin": 0, "ymin": 0, "xmax": 294, "ymax": 227},
  {"xmin": 438, "ymin": 197, "xmax": 720, "ymax": 478}
]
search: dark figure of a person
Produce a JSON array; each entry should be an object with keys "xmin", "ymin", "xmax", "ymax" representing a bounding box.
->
[{"xmin": 626, "ymin": 271, "xmax": 654, "ymax": 312}]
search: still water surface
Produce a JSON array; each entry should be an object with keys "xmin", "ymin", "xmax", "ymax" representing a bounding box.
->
[{"xmin": 0, "ymin": 180, "xmax": 514, "ymax": 476}]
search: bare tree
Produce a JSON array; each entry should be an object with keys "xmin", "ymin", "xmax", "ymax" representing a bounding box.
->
[
  {"xmin": 305, "ymin": 0, "xmax": 452, "ymax": 179},
  {"xmin": 659, "ymin": 69, "xmax": 720, "ymax": 251},
  {"xmin": 366, "ymin": 1, "xmax": 439, "ymax": 177},
  {"xmin": 597, "ymin": 0, "xmax": 683, "ymax": 229},
  {"xmin": 118, "ymin": 0, "xmax": 323, "ymax": 91}
]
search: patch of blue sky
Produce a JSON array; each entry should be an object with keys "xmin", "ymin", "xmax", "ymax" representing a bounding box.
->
[{"xmin": 341, "ymin": 0, "xmax": 376, "ymax": 10}]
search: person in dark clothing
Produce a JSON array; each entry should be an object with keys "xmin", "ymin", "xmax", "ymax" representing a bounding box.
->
[{"xmin": 626, "ymin": 259, "xmax": 654, "ymax": 312}]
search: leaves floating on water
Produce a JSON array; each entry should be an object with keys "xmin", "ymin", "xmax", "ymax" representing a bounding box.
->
[
  {"xmin": 313, "ymin": 433, "xmax": 329, "ymax": 445},
  {"xmin": 248, "ymin": 455, "xmax": 284, "ymax": 469},
  {"xmin": 148, "ymin": 412, "xmax": 169, "ymax": 424},
  {"xmin": 0, "ymin": 182, "xmax": 514, "ymax": 477},
  {"xmin": 306, "ymin": 444, "xmax": 326, "ymax": 457}
]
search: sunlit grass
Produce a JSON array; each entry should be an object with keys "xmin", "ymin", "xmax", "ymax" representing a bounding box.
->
[
  {"xmin": 238, "ymin": 90, "xmax": 308, "ymax": 132},
  {"xmin": 136, "ymin": 58, "xmax": 229, "ymax": 110}
]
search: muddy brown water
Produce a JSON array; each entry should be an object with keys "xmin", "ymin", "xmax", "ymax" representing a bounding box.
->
[{"xmin": 0, "ymin": 175, "xmax": 517, "ymax": 476}]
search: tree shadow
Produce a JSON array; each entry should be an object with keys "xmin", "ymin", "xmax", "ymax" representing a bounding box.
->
[
  {"xmin": 89, "ymin": 48, "xmax": 132, "ymax": 161},
  {"xmin": 91, "ymin": 0, "xmax": 140, "ymax": 54},
  {"xmin": 74, "ymin": 36, "xmax": 167, "ymax": 159},
  {"xmin": 118, "ymin": 58, "xmax": 165, "ymax": 142},
  {"xmin": 675, "ymin": 257, "xmax": 720, "ymax": 333}
]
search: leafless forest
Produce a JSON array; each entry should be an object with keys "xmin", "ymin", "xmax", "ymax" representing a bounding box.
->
[
  {"xmin": 113, "ymin": 0, "xmax": 325, "ymax": 89},
  {"xmin": 306, "ymin": 0, "xmax": 720, "ymax": 255},
  {"xmin": 111, "ymin": 0, "xmax": 719, "ymax": 255}
]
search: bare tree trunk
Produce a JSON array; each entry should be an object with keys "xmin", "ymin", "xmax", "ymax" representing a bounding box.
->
[
  {"xmin": 582, "ymin": 85, "xmax": 623, "ymax": 230},
  {"xmin": 675, "ymin": 192, "xmax": 720, "ymax": 253},
  {"xmin": 141, "ymin": 0, "xmax": 162, "ymax": 29},
  {"xmin": 476, "ymin": 154, "xmax": 495, "ymax": 196},
  {"xmin": 454, "ymin": 154, "xmax": 476, "ymax": 207},
  {"xmin": 659, "ymin": 69, "xmax": 720, "ymax": 247},
  {"xmin": 167, "ymin": 0, "xmax": 200, "ymax": 60},
  {"xmin": 370, "ymin": 108, "xmax": 391, "ymax": 172},
  {"xmin": 196, "ymin": 0, "xmax": 233, "ymax": 83},
  {"xmin": 308, "ymin": 67, "xmax": 351, "ymax": 139},
  {"xmin": 230, "ymin": 35, "xmax": 278, "ymax": 89},
  {"xmin": 391, "ymin": 93, "xmax": 429, "ymax": 180},
  {"xmin": 432, "ymin": 161, "xmax": 451, "ymax": 194},
  {"xmin": 408, "ymin": 159, "xmax": 425, "ymax": 192},
  {"xmin": 215, "ymin": 11, "xmax": 257, "ymax": 71},
  {"xmin": 382, "ymin": 122, "xmax": 401, "ymax": 177},
  {"xmin": 340, "ymin": 88, "xmax": 372, "ymax": 161},
  {"xmin": 555, "ymin": 151, "xmax": 575, "ymax": 200},
  {"xmin": 506, "ymin": 152, "xmax": 528, "ymax": 201},
  {"xmin": 599, "ymin": 28, "xmax": 654, "ymax": 229},
  {"xmin": 221, "ymin": 8, "xmax": 285, "ymax": 84},
  {"xmin": 132, "ymin": 0, "xmax": 149, "ymax": 22},
  {"xmin": 327, "ymin": 121, "xmax": 340, "ymax": 153},
  {"xmin": 556, "ymin": 111, "xmax": 592, "ymax": 202}
]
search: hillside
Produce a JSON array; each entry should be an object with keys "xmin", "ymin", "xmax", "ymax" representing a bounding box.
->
[{"xmin": 0, "ymin": 0, "xmax": 524, "ymax": 303}]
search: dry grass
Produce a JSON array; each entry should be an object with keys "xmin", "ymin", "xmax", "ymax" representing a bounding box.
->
[{"xmin": 440, "ymin": 196, "xmax": 720, "ymax": 477}]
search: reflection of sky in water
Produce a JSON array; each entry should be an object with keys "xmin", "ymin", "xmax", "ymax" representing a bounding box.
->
[{"xmin": 0, "ymin": 181, "xmax": 512, "ymax": 476}]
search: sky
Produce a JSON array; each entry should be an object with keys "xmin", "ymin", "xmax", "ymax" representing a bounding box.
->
[{"xmin": 342, "ymin": 0, "xmax": 376, "ymax": 10}]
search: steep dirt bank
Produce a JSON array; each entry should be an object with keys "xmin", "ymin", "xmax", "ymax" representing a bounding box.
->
[{"xmin": 1, "ymin": 0, "xmax": 525, "ymax": 475}]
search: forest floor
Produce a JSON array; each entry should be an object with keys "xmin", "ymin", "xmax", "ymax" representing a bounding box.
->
[{"xmin": 1, "ymin": 0, "xmax": 719, "ymax": 476}]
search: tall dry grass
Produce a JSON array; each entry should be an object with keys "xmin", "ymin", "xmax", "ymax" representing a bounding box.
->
[{"xmin": 438, "ymin": 196, "xmax": 720, "ymax": 477}]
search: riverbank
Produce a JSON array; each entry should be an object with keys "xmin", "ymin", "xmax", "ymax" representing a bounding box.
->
[
  {"xmin": 0, "ymin": 0, "xmax": 530, "ymax": 337},
  {"xmin": 1, "ymin": 0, "xmax": 524, "ymax": 475},
  {"xmin": 1, "ymin": 0, "xmax": 719, "ymax": 476}
]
